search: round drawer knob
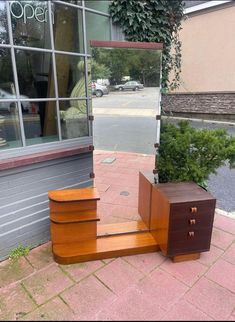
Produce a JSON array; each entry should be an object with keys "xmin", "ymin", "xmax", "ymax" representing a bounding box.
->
[
  {"xmin": 189, "ymin": 219, "xmax": 196, "ymax": 225},
  {"xmin": 188, "ymin": 231, "xmax": 195, "ymax": 237},
  {"xmin": 190, "ymin": 207, "xmax": 198, "ymax": 213}
]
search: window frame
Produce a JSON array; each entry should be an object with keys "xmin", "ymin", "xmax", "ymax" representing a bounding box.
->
[{"xmin": 0, "ymin": 0, "xmax": 112, "ymax": 159}]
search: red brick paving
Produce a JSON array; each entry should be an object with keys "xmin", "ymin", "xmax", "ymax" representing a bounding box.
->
[{"xmin": 0, "ymin": 150, "xmax": 234, "ymax": 321}]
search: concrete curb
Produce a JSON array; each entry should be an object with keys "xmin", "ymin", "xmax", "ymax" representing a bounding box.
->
[
  {"xmin": 162, "ymin": 115, "xmax": 235, "ymax": 126},
  {"xmin": 216, "ymin": 208, "xmax": 235, "ymax": 219}
]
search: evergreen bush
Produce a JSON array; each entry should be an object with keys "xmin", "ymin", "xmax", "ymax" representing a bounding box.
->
[{"xmin": 158, "ymin": 121, "xmax": 235, "ymax": 189}]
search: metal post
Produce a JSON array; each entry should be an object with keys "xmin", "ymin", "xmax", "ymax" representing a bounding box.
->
[{"xmin": 154, "ymin": 52, "xmax": 163, "ymax": 184}]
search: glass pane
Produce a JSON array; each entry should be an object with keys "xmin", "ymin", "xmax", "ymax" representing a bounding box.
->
[
  {"xmin": 10, "ymin": 0, "xmax": 51, "ymax": 48},
  {"xmin": 91, "ymin": 46, "xmax": 162, "ymax": 235},
  {"xmin": 15, "ymin": 49, "xmax": 55, "ymax": 99},
  {"xmin": 86, "ymin": 12, "xmax": 111, "ymax": 54},
  {"xmin": 22, "ymin": 100, "xmax": 59, "ymax": 145},
  {"xmin": 0, "ymin": 1, "xmax": 9, "ymax": 44},
  {"xmin": 0, "ymin": 103, "xmax": 22, "ymax": 150},
  {"xmin": 56, "ymin": 54, "xmax": 86, "ymax": 98},
  {"xmin": 0, "ymin": 48, "xmax": 16, "ymax": 101},
  {"xmin": 85, "ymin": 1, "xmax": 110, "ymax": 13},
  {"xmin": 53, "ymin": 3, "xmax": 84, "ymax": 53},
  {"xmin": 59, "ymin": 100, "xmax": 89, "ymax": 139},
  {"xmin": 65, "ymin": 1, "xmax": 82, "ymax": 4}
]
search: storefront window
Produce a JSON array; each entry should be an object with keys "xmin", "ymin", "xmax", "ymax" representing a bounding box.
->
[
  {"xmin": 15, "ymin": 49, "xmax": 55, "ymax": 99},
  {"xmin": 22, "ymin": 100, "xmax": 59, "ymax": 146},
  {"xmin": 0, "ymin": 2, "xmax": 9, "ymax": 44},
  {"xmin": 0, "ymin": 49, "xmax": 16, "ymax": 99},
  {"xmin": 86, "ymin": 12, "xmax": 111, "ymax": 53},
  {"xmin": 59, "ymin": 100, "xmax": 88, "ymax": 140},
  {"xmin": 56, "ymin": 54, "xmax": 86, "ymax": 98},
  {"xmin": 0, "ymin": 1, "xmax": 111, "ymax": 151},
  {"xmin": 10, "ymin": 1, "xmax": 51, "ymax": 49},
  {"xmin": 53, "ymin": 3, "xmax": 84, "ymax": 53},
  {"xmin": 0, "ymin": 103, "xmax": 22, "ymax": 149}
]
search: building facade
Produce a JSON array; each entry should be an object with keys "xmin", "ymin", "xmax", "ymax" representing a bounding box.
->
[
  {"xmin": 162, "ymin": 0, "xmax": 235, "ymax": 120},
  {"xmin": 0, "ymin": 0, "xmax": 116, "ymax": 260}
]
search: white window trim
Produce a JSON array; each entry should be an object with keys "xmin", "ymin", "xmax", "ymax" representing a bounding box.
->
[{"xmin": 184, "ymin": 0, "xmax": 232, "ymax": 14}]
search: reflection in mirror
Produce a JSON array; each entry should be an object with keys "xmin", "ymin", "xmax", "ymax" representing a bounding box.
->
[{"xmin": 91, "ymin": 45, "xmax": 162, "ymax": 236}]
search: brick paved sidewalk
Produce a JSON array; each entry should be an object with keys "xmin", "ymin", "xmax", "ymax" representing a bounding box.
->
[{"xmin": 0, "ymin": 150, "xmax": 234, "ymax": 321}]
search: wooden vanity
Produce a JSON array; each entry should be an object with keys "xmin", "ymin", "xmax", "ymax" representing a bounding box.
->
[{"xmin": 48, "ymin": 171, "xmax": 216, "ymax": 264}]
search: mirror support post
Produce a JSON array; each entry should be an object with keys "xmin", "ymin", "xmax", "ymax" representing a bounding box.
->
[{"xmin": 154, "ymin": 56, "xmax": 163, "ymax": 184}]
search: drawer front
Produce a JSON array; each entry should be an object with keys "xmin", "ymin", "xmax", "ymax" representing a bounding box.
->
[
  {"xmin": 167, "ymin": 227, "xmax": 212, "ymax": 256},
  {"xmin": 169, "ymin": 200, "xmax": 215, "ymax": 231},
  {"xmin": 50, "ymin": 200, "xmax": 97, "ymax": 213},
  {"xmin": 51, "ymin": 221, "xmax": 97, "ymax": 244}
]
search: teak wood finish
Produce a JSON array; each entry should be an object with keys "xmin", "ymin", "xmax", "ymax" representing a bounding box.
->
[
  {"xmin": 49, "ymin": 186, "xmax": 158, "ymax": 264},
  {"xmin": 48, "ymin": 173, "xmax": 216, "ymax": 264}
]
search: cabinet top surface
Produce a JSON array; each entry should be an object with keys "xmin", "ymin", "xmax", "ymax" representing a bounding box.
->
[
  {"xmin": 153, "ymin": 182, "xmax": 215, "ymax": 203},
  {"xmin": 48, "ymin": 187, "xmax": 100, "ymax": 202}
]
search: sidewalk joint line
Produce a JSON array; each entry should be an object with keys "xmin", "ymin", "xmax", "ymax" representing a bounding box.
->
[
  {"xmin": 20, "ymin": 282, "xmax": 39, "ymax": 307},
  {"xmin": 58, "ymin": 265, "xmax": 77, "ymax": 284},
  {"xmin": 58, "ymin": 294, "xmax": 75, "ymax": 314},
  {"xmin": 93, "ymin": 274, "xmax": 117, "ymax": 295}
]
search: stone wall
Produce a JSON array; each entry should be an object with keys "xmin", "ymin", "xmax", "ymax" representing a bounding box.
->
[{"xmin": 162, "ymin": 92, "xmax": 235, "ymax": 121}]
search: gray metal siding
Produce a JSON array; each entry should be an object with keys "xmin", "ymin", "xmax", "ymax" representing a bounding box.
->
[{"xmin": 0, "ymin": 152, "xmax": 93, "ymax": 261}]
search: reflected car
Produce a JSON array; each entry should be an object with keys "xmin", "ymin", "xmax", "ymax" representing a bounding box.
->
[
  {"xmin": 0, "ymin": 88, "xmax": 31, "ymax": 113},
  {"xmin": 92, "ymin": 82, "xmax": 109, "ymax": 97},
  {"xmin": 114, "ymin": 81, "xmax": 144, "ymax": 91}
]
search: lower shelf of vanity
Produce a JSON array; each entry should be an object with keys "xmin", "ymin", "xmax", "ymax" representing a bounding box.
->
[{"xmin": 52, "ymin": 230, "xmax": 159, "ymax": 265}]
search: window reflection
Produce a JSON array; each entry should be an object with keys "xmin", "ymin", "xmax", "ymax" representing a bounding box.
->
[
  {"xmin": 0, "ymin": 2, "xmax": 8, "ymax": 44},
  {"xmin": 59, "ymin": 100, "xmax": 88, "ymax": 140},
  {"xmin": 86, "ymin": 12, "xmax": 111, "ymax": 53},
  {"xmin": 22, "ymin": 100, "xmax": 59, "ymax": 146},
  {"xmin": 0, "ymin": 49, "xmax": 16, "ymax": 100},
  {"xmin": 15, "ymin": 49, "xmax": 55, "ymax": 99},
  {"xmin": 56, "ymin": 54, "xmax": 86, "ymax": 98},
  {"xmin": 0, "ymin": 103, "xmax": 22, "ymax": 149},
  {"xmin": 53, "ymin": 3, "xmax": 84, "ymax": 53},
  {"xmin": 85, "ymin": 1, "xmax": 110, "ymax": 14},
  {"xmin": 11, "ymin": 0, "xmax": 51, "ymax": 48}
]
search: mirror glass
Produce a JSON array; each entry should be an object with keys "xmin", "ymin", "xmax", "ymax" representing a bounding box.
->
[{"xmin": 91, "ymin": 44, "xmax": 162, "ymax": 236}]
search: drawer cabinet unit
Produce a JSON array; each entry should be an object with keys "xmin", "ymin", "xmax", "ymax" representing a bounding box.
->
[{"xmin": 150, "ymin": 182, "xmax": 216, "ymax": 261}]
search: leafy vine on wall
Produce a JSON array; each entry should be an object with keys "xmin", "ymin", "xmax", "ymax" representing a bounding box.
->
[{"xmin": 109, "ymin": 0, "xmax": 185, "ymax": 91}]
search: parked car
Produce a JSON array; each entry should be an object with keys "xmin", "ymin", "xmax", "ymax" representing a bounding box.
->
[
  {"xmin": 0, "ymin": 88, "xmax": 31, "ymax": 113},
  {"xmin": 92, "ymin": 82, "xmax": 109, "ymax": 97},
  {"xmin": 114, "ymin": 81, "xmax": 144, "ymax": 91}
]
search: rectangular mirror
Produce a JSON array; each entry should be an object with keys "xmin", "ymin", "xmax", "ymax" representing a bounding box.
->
[{"xmin": 90, "ymin": 41, "xmax": 162, "ymax": 236}]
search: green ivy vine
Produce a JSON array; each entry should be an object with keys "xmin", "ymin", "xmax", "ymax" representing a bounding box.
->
[{"xmin": 109, "ymin": 0, "xmax": 185, "ymax": 91}]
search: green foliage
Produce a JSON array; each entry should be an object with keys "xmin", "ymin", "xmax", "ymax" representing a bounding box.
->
[
  {"xmin": 92, "ymin": 47, "xmax": 161, "ymax": 86},
  {"xmin": 91, "ymin": 60, "xmax": 111, "ymax": 81},
  {"xmin": 158, "ymin": 121, "xmax": 235, "ymax": 188},
  {"xmin": 9, "ymin": 244, "xmax": 31, "ymax": 260},
  {"xmin": 109, "ymin": 0, "xmax": 185, "ymax": 90}
]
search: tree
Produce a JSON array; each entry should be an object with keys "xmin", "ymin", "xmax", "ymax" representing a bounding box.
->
[
  {"xmin": 92, "ymin": 47, "xmax": 161, "ymax": 86},
  {"xmin": 91, "ymin": 60, "xmax": 111, "ymax": 81},
  {"xmin": 109, "ymin": 0, "xmax": 185, "ymax": 91}
]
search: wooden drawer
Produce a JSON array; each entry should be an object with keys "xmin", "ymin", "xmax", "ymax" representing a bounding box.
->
[
  {"xmin": 51, "ymin": 221, "xmax": 97, "ymax": 245},
  {"xmin": 49, "ymin": 200, "xmax": 97, "ymax": 213},
  {"xmin": 169, "ymin": 200, "xmax": 215, "ymax": 231},
  {"xmin": 167, "ymin": 227, "xmax": 212, "ymax": 256},
  {"xmin": 50, "ymin": 209, "xmax": 98, "ymax": 223},
  {"xmin": 170, "ymin": 200, "xmax": 216, "ymax": 217}
]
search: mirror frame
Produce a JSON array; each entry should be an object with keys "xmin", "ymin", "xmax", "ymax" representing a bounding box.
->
[{"xmin": 90, "ymin": 40, "xmax": 163, "ymax": 236}]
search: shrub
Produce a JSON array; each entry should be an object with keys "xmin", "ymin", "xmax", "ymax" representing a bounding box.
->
[{"xmin": 157, "ymin": 121, "xmax": 235, "ymax": 188}]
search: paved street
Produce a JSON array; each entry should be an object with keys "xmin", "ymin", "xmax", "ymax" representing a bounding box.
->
[{"xmin": 93, "ymin": 89, "xmax": 235, "ymax": 212}]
